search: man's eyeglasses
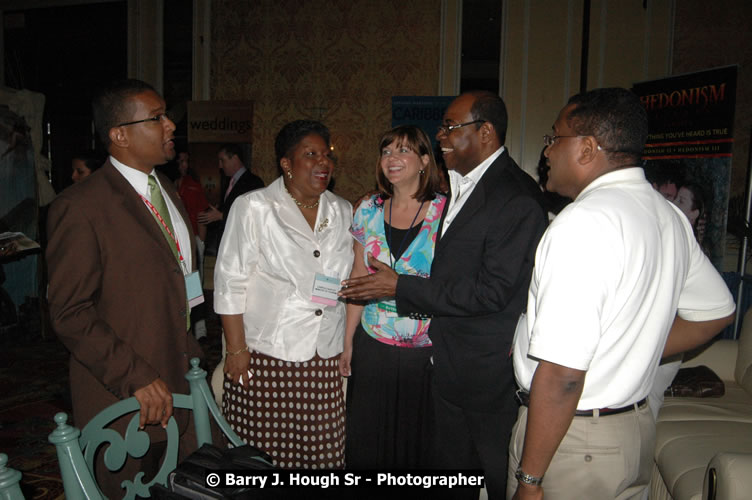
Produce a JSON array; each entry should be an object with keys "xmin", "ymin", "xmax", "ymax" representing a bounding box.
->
[
  {"xmin": 117, "ymin": 113, "xmax": 170, "ymax": 127},
  {"xmin": 543, "ymin": 134, "xmax": 604, "ymax": 151},
  {"xmin": 543, "ymin": 135, "xmax": 581, "ymax": 146},
  {"xmin": 438, "ymin": 120, "xmax": 484, "ymax": 135}
]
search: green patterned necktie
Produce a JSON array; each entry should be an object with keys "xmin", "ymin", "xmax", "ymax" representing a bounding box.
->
[
  {"xmin": 148, "ymin": 175, "xmax": 180, "ymax": 262},
  {"xmin": 148, "ymin": 174, "xmax": 190, "ymax": 331}
]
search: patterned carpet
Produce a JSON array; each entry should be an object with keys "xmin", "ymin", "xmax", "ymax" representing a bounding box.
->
[{"xmin": 0, "ymin": 308, "xmax": 223, "ymax": 499}]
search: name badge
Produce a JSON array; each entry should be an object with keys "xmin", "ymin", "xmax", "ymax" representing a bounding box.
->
[
  {"xmin": 377, "ymin": 299, "xmax": 398, "ymax": 318},
  {"xmin": 312, "ymin": 272, "xmax": 341, "ymax": 307},
  {"xmin": 185, "ymin": 271, "xmax": 204, "ymax": 308}
]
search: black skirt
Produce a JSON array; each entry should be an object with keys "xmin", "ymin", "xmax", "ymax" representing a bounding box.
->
[{"xmin": 345, "ymin": 324, "xmax": 434, "ymax": 469}]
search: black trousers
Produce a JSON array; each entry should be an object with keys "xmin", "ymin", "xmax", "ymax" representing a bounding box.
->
[{"xmin": 431, "ymin": 386, "xmax": 518, "ymax": 500}]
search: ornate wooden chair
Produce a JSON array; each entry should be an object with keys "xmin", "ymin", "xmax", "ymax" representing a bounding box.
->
[
  {"xmin": 48, "ymin": 358, "xmax": 245, "ymax": 499},
  {"xmin": 0, "ymin": 453, "xmax": 25, "ymax": 500}
]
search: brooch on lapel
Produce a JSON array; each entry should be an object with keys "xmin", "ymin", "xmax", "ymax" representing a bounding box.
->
[{"xmin": 317, "ymin": 218, "xmax": 329, "ymax": 233}]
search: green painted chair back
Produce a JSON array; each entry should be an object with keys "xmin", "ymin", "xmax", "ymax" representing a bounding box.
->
[
  {"xmin": 48, "ymin": 358, "xmax": 244, "ymax": 499},
  {"xmin": 0, "ymin": 453, "xmax": 25, "ymax": 500}
]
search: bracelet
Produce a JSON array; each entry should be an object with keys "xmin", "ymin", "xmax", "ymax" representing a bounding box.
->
[
  {"xmin": 515, "ymin": 467, "xmax": 544, "ymax": 486},
  {"xmin": 226, "ymin": 345, "xmax": 249, "ymax": 356}
]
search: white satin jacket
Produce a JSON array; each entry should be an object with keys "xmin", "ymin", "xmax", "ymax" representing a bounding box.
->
[{"xmin": 213, "ymin": 177, "xmax": 353, "ymax": 361}]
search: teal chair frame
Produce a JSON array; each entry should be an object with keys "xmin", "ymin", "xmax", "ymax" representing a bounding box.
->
[
  {"xmin": 0, "ymin": 454, "xmax": 25, "ymax": 500},
  {"xmin": 49, "ymin": 358, "xmax": 245, "ymax": 499}
]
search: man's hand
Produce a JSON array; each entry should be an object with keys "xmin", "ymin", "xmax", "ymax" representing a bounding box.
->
[
  {"xmin": 197, "ymin": 204, "xmax": 223, "ymax": 224},
  {"xmin": 512, "ymin": 482, "xmax": 544, "ymax": 499},
  {"xmin": 338, "ymin": 253, "xmax": 398, "ymax": 301},
  {"xmin": 133, "ymin": 378, "xmax": 173, "ymax": 429}
]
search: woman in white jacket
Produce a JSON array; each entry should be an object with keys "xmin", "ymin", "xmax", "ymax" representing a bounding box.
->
[{"xmin": 214, "ymin": 120, "xmax": 353, "ymax": 469}]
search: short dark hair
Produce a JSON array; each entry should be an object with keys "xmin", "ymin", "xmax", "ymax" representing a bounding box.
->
[
  {"xmin": 274, "ymin": 120, "xmax": 331, "ymax": 166},
  {"xmin": 566, "ymin": 87, "xmax": 648, "ymax": 165},
  {"xmin": 92, "ymin": 79, "xmax": 157, "ymax": 148},
  {"xmin": 219, "ymin": 143, "xmax": 244, "ymax": 163},
  {"xmin": 466, "ymin": 90, "xmax": 508, "ymax": 146},
  {"xmin": 72, "ymin": 150, "xmax": 104, "ymax": 173},
  {"xmin": 376, "ymin": 125, "xmax": 440, "ymax": 202}
]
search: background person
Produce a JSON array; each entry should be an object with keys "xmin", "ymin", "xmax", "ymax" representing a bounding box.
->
[
  {"xmin": 198, "ymin": 143, "xmax": 264, "ymax": 253},
  {"xmin": 175, "ymin": 150, "xmax": 210, "ymax": 340},
  {"xmin": 175, "ymin": 150, "xmax": 210, "ymax": 246},
  {"xmin": 70, "ymin": 150, "xmax": 103, "ymax": 183},
  {"xmin": 340, "ymin": 125, "xmax": 446, "ymax": 469},
  {"xmin": 213, "ymin": 120, "xmax": 353, "ymax": 469}
]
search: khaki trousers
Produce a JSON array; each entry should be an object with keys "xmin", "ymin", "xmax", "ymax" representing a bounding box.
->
[{"xmin": 507, "ymin": 402, "xmax": 655, "ymax": 500}]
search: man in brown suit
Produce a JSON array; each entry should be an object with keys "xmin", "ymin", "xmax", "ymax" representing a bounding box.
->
[{"xmin": 46, "ymin": 79, "xmax": 204, "ymax": 496}]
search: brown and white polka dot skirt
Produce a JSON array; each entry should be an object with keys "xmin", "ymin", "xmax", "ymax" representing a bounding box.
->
[{"xmin": 222, "ymin": 350, "xmax": 345, "ymax": 469}]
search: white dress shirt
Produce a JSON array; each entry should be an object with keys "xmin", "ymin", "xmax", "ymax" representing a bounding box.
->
[
  {"xmin": 213, "ymin": 177, "xmax": 354, "ymax": 361},
  {"xmin": 110, "ymin": 155, "xmax": 192, "ymax": 272},
  {"xmin": 442, "ymin": 146, "xmax": 504, "ymax": 234},
  {"xmin": 225, "ymin": 167, "xmax": 247, "ymax": 200}
]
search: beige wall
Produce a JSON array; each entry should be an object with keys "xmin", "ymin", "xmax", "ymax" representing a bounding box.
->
[
  {"xmin": 210, "ymin": 0, "xmax": 442, "ymax": 204},
  {"xmin": 209, "ymin": 0, "xmax": 750, "ymax": 204},
  {"xmin": 502, "ymin": 0, "xmax": 673, "ymax": 177}
]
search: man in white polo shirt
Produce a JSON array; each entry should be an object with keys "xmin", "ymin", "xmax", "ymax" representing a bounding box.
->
[{"xmin": 509, "ymin": 87, "xmax": 735, "ymax": 500}]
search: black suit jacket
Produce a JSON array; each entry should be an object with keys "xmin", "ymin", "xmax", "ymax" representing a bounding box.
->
[
  {"xmin": 207, "ymin": 169, "xmax": 265, "ymax": 252},
  {"xmin": 220, "ymin": 169, "xmax": 265, "ymax": 219},
  {"xmin": 396, "ymin": 150, "xmax": 547, "ymax": 411}
]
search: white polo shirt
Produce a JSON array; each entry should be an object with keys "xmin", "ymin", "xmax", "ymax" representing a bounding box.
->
[{"xmin": 513, "ymin": 167, "xmax": 735, "ymax": 410}]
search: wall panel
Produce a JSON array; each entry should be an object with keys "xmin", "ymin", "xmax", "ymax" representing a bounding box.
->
[
  {"xmin": 211, "ymin": 0, "xmax": 441, "ymax": 203},
  {"xmin": 503, "ymin": 0, "xmax": 672, "ymax": 178}
]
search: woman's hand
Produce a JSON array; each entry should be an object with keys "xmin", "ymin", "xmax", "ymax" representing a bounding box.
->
[
  {"xmin": 224, "ymin": 349, "xmax": 252, "ymax": 389},
  {"xmin": 339, "ymin": 343, "xmax": 353, "ymax": 377}
]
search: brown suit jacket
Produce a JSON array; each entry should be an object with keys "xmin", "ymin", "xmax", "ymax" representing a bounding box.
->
[{"xmin": 46, "ymin": 160, "xmax": 204, "ymax": 439}]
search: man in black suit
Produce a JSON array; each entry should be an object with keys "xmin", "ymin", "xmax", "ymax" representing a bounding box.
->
[
  {"xmin": 340, "ymin": 91, "xmax": 547, "ymax": 499},
  {"xmin": 198, "ymin": 143, "xmax": 264, "ymax": 250}
]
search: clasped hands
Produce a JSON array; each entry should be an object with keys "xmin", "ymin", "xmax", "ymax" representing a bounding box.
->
[{"xmin": 338, "ymin": 253, "xmax": 398, "ymax": 301}]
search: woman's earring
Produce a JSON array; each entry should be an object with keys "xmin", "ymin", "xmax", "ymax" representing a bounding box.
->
[
  {"xmin": 419, "ymin": 169, "xmax": 425, "ymax": 175},
  {"xmin": 286, "ymin": 170, "xmax": 293, "ymax": 180}
]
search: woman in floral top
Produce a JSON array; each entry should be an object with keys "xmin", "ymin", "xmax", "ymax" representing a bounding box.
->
[{"xmin": 340, "ymin": 125, "xmax": 446, "ymax": 469}]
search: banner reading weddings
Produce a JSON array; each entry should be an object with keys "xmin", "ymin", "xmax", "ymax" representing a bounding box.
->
[{"xmin": 632, "ymin": 66, "xmax": 738, "ymax": 271}]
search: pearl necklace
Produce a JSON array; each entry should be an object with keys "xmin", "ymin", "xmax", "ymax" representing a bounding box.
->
[{"xmin": 284, "ymin": 185, "xmax": 320, "ymax": 209}]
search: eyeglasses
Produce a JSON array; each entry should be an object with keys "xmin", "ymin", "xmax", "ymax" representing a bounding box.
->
[
  {"xmin": 543, "ymin": 134, "xmax": 581, "ymax": 146},
  {"xmin": 117, "ymin": 113, "xmax": 170, "ymax": 127},
  {"xmin": 543, "ymin": 134, "xmax": 605, "ymax": 151},
  {"xmin": 438, "ymin": 120, "xmax": 484, "ymax": 135}
]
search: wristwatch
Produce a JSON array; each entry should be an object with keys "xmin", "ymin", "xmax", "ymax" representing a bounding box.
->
[{"xmin": 515, "ymin": 467, "xmax": 544, "ymax": 486}]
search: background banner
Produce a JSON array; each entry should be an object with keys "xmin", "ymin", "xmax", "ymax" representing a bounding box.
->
[{"xmin": 633, "ymin": 66, "xmax": 738, "ymax": 271}]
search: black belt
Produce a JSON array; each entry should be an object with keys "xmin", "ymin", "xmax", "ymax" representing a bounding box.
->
[{"xmin": 515, "ymin": 390, "xmax": 647, "ymax": 417}]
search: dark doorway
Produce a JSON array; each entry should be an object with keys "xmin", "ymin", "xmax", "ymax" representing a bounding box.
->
[
  {"xmin": 460, "ymin": 0, "xmax": 503, "ymax": 94},
  {"xmin": 4, "ymin": 2, "xmax": 127, "ymax": 193}
]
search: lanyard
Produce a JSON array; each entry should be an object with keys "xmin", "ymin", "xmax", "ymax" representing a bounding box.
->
[
  {"xmin": 139, "ymin": 194, "xmax": 188, "ymax": 274},
  {"xmin": 387, "ymin": 199, "xmax": 425, "ymax": 269}
]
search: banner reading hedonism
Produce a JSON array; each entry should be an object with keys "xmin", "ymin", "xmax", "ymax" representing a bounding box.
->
[{"xmin": 632, "ymin": 66, "xmax": 738, "ymax": 270}]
